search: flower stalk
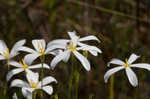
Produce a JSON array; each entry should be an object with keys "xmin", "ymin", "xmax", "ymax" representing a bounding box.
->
[{"xmin": 109, "ymin": 75, "xmax": 114, "ymax": 99}]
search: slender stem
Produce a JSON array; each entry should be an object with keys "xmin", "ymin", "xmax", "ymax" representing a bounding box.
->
[
  {"xmin": 74, "ymin": 71, "xmax": 80, "ymax": 99},
  {"xmin": 109, "ymin": 75, "xmax": 114, "ymax": 99},
  {"xmin": 33, "ymin": 91, "xmax": 36, "ymax": 99},
  {"xmin": 7, "ymin": 59, "xmax": 10, "ymax": 71},
  {"xmin": 68, "ymin": 53, "xmax": 74, "ymax": 99},
  {"xmin": 40, "ymin": 55, "xmax": 45, "ymax": 99}
]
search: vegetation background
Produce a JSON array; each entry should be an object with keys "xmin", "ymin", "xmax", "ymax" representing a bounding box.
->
[{"xmin": 0, "ymin": 0, "xmax": 150, "ymax": 99}]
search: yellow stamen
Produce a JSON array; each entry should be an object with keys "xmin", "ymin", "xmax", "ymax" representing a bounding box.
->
[
  {"xmin": 30, "ymin": 80, "xmax": 39, "ymax": 88},
  {"xmin": 123, "ymin": 58, "xmax": 130, "ymax": 67},
  {"xmin": 68, "ymin": 41, "xmax": 76, "ymax": 51},
  {"xmin": 20, "ymin": 59, "xmax": 29, "ymax": 69},
  {"xmin": 38, "ymin": 42, "xmax": 45, "ymax": 54},
  {"xmin": 3, "ymin": 48, "xmax": 10, "ymax": 58}
]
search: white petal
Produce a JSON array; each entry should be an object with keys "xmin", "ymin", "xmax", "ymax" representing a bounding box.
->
[
  {"xmin": 62, "ymin": 50, "xmax": 71, "ymax": 62},
  {"xmin": 29, "ymin": 63, "xmax": 50, "ymax": 69},
  {"xmin": 11, "ymin": 79, "xmax": 28, "ymax": 88},
  {"xmin": 107, "ymin": 58, "xmax": 125, "ymax": 67},
  {"xmin": 48, "ymin": 50, "xmax": 62, "ymax": 56},
  {"xmin": 47, "ymin": 39, "xmax": 69, "ymax": 47},
  {"xmin": 22, "ymin": 87, "xmax": 32, "ymax": 98},
  {"xmin": 79, "ymin": 35, "xmax": 100, "ymax": 42},
  {"xmin": 42, "ymin": 85, "xmax": 53, "ymax": 95},
  {"xmin": 77, "ymin": 44, "xmax": 102, "ymax": 54},
  {"xmin": 50, "ymin": 50, "xmax": 70, "ymax": 69},
  {"xmin": 18, "ymin": 47, "xmax": 36, "ymax": 53},
  {"xmin": 24, "ymin": 54, "xmax": 40, "ymax": 65},
  {"xmin": 7, "ymin": 68, "xmax": 24, "ymax": 81},
  {"xmin": 0, "ymin": 55, "xmax": 5, "ymax": 60},
  {"xmin": 26, "ymin": 71, "xmax": 39, "ymax": 84},
  {"xmin": 68, "ymin": 31, "xmax": 79, "ymax": 46},
  {"xmin": 89, "ymin": 50, "xmax": 98, "ymax": 56},
  {"xmin": 8, "ymin": 61, "xmax": 21, "ymax": 67},
  {"xmin": 128, "ymin": 53, "xmax": 140, "ymax": 64},
  {"xmin": 32, "ymin": 39, "xmax": 46, "ymax": 52},
  {"xmin": 41, "ymin": 76, "xmax": 57, "ymax": 86},
  {"xmin": 131, "ymin": 63, "xmax": 150, "ymax": 71},
  {"xmin": 104, "ymin": 66, "xmax": 124, "ymax": 83},
  {"xmin": 73, "ymin": 51, "xmax": 91, "ymax": 71},
  {"xmin": 125, "ymin": 67, "xmax": 138, "ymax": 87},
  {"xmin": 11, "ymin": 39, "xmax": 26, "ymax": 54},
  {"xmin": 0, "ymin": 40, "xmax": 8, "ymax": 53},
  {"xmin": 12, "ymin": 93, "xmax": 18, "ymax": 99},
  {"xmin": 45, "ymin": 44, "xmax": 66, "ymax": 53}
]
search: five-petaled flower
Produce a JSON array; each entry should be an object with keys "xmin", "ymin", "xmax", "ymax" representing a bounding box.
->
[
  {"xmin": 104, "ymin": 53, "xmax": 150, "ymax": 87},
  {"xmin": 0, "ymin": 39, "xmax": 26, "ymax": 61},
  {"xmin": 10, "ymin": 71, "xmax": 57, "ymax": 98},
  {"xmin": 48, "ymin": 31, "xmax": 102, "ymax": 71},
  {"xmin": 18, "ymin": 39, "xmax": 57, "ymax": 65},
  {"xmin": 7, "ymin": 57, "xmax": 50, "ymax": 81}
]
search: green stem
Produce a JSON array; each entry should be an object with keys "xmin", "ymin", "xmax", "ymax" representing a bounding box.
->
[
  {"xmin": 7, "ymin": 59, "xmax": 10, "ymax": 71},
  {"xmin": 40, "ymin": 55, "xmax": 45, "ymax": 99},
  {"xmin": 109, "ymin": 75, "xmax": 114, "ymax": 99},
  {"xmin": 74, "ymin": 71, "xmax": 80, "ymax": 99},
  {"xmin": 68, "ymin": 54, "xmax": 74, "ymax": 99},
  {"xmin": 33, "ymin": 91, "xmax": 36, "ymax": 99}
]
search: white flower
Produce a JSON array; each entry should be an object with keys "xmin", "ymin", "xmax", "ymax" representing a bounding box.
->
[
  {"xmin": 12, "ymin": 93, "xmax": 18, "ymax": 99},
  {"xmin": 7, "ymin": 57, "xmax": 50, "ymax": 81},
  {"xmin": 10, "ymin": 71, "xmax": 57, "ymax": 98},
  {"xmin": 49, "ymin": 31, "xmax": 102, "ymax": 71},
  {"xmin": 0, "ymin": 39, "xmax": 26, "ymax": 60},
  {"xmin": 48, "ymin": 31, "xmax": 102, "ymax": 56},
  {"xmin": 104, "ymin": 53, "xmax": 150, "ymax": 87},
  {"xmin": 18, "ymin": 39, "xmax": 56, "ymax": 65}
]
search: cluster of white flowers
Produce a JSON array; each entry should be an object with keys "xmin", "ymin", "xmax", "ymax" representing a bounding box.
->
[
  {"xmin": 1, "ymin": 31, "xmax": 101, "ymax": 99},
  {"xmin": 2, "ymin": 31, "xmax": 150, "ymax": 99}
]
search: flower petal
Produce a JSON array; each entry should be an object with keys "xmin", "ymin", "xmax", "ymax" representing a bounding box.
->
[
  {"xmin": 47, "ymin": 39, "xmax": 69, "ymax": 47},
  {"xmin": 128, "ymin": 53, "xmax": 140, "ymax": 64},
  {"xmin": 79, "ymin": 35, "xmax": 100, "ymax": 42},
  {"xmin": 104, "ymin": 66, "xmax": 124, "ymax": 83},
  {"xmin": 0, "ymin": 40, "xmax": 8, "ymax": 53},
  {"xmin": 18, "ymin": 47, "xmax": 36, "ymax": 53},
  {"xmin": 107, "ymin": 58, "xmax": 125, "ymax": 67},
  {"xmin": 125, "ymin": 67, "xmax": 138, "ymax": 87},
  {"xmin": 0, "ymin": 55, "xmax": 5, "ymax": 60},
  {"xmin": 22, "ymin": 87, "xmax": 32, "ymax": 98},
  {"xmin": 42, "ymin": 85, "xmax": 53, "ymax": 95},
  {"xmin": 50, "ymin": 50, "xmax": 70, "ymax": 69},
  {"xmin": 29, "ymin": 63, "xmax": 50, "ymax": 69},
  {"xmin": 8, "ymin": 61, "xmax": 21, "ymax": 67},
  {"xmin": 62, "ymin": 50, "xmax": 71, "ymax": 62},
  {"xmin": 7, "ymin": 68, "xmax": 24, "ymax": 81},
  {"xmin": 24, "ymin": 54, "xmax": 40, "ymax": 65},
  {"xmin": 131, "ymin": 63, "xmax": 150, "ymax": 71},
  {"xmin": 12, "ymin": 93, "xmax": 18, "ymax": 99},
  {"xmin": 45, "ymin": 44, "xmax": 66, "ymax": 53},
  {"xmin": 73, "ymin": 51, "xmax": 90, "ymax": 71},
  {"xmin": 26, "ymin": 71, "xmax": 39, "ymax": 84},
  {"xmin": 77, "ymin": 44, "xmax": 102, "ymax": 54},
  {"xmin": 68, "ymin": 31, "xmax": 79, "ymax": 46},
  {"xmin": 41, "ymin": 76, "xmax": 57, "ymax": 86},
  {"xmin": 11, "ymin": 79, "xmax": 28, "ymax": 88},
  {"xmin": 32, "ymin": 39, "xmax": 46, "ymax": 52},
  {"xmin": 11, "ymin": 39, "xmax": 26, "ymax": 54}
]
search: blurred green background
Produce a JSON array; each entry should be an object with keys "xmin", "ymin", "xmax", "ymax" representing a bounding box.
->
[{"xmin": 0, "ymin": 0, "xmax": 150, "ymax": 99}]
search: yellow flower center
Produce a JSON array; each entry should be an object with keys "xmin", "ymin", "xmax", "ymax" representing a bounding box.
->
[
  {"xmin": 30, "ymin": 80, "xmax": 39, "ymax": 88},
  {"xmin": 20, "ymin": 59, "xmax": 29, "ymax": 69},
  {"xmin": 3, "ymin": 48, "xmax": 10, "ymax": 58},
  {"xmin": 38, "ymin": 42, "xmax": 45, "ymax": 55},
  {"xmin": 67, "ymin": 41, "xmax": 76, "ymax": 51},
  {"xmin": 123, "ymin": 58, "xmax": 130, "ymax": 67}
]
